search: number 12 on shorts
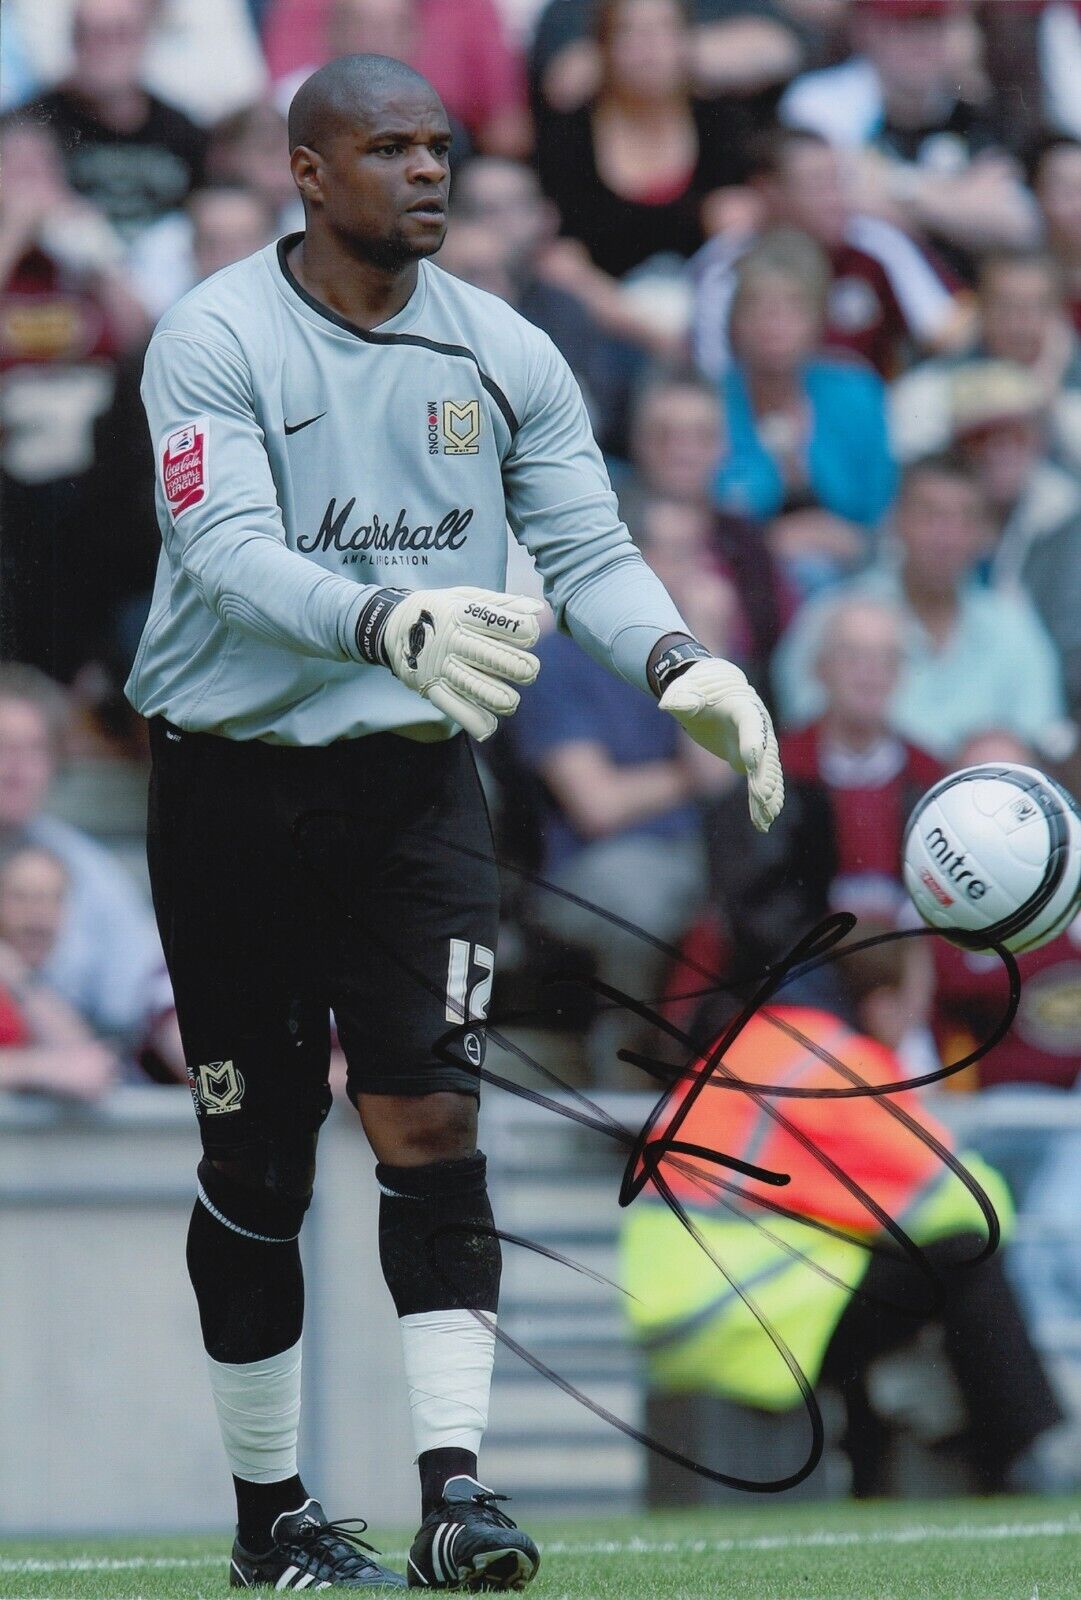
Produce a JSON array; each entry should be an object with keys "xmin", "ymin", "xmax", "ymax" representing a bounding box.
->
[{"xmin": 444, "ymin": 938, "xmax": 494, "ymax": 1025}]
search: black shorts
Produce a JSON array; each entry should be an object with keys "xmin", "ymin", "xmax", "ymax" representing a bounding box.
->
[{"xmin": 146, "ymin": 718, "xmax": 499, "ymax": 1156}]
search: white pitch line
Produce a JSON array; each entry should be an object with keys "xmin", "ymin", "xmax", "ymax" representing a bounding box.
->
[
  {"xmin": 0, "ymin": 1557, "xmax": 222, "ymax": 1574},
  {"xmin": 2, "ymin": 1518, "xmax": 1080, "ymax": 1575},
  {"xmin": 541, "ymin": 1518, "xmax": 1081, "ymax": 1556}
]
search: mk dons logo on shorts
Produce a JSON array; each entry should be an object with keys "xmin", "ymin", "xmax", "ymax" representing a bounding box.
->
[
  {"xmin": 193, "ymin": 1059, "xmax": 245, "ymax": 1115},
  {"xmin": 440, "ymin": 399, "xmax": 482, "ymax": 455},
  {"xmin": 159, "ymin": 417, "xmax": 209, "ymax": 518}
]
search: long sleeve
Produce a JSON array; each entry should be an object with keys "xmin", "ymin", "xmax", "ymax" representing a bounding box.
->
[
  {"xmin": 142, "ymin": 330, "xmax": 377, "ymax": 662},
  {"xmin": 502, "ymin": 333, "xmax": 688, "ymax": 692}
]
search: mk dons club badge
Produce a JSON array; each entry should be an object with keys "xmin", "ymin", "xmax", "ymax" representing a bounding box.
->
[
  {"xmin": 193, "ymin": 1059, "xmax": 245, "ymax": 1115},
  {"xmin": 441, "ymin": 400, "xmax": 481, "ymax": 455}
]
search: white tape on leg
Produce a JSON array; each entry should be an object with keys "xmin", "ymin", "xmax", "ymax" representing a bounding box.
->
[
  {"xmin": 399, "ymin": 1310, "xmax": 497, "ymax": 1460},
  {"xmin": 206, "ymin": 1338, "xmax": 303, "ymax": 1483}
]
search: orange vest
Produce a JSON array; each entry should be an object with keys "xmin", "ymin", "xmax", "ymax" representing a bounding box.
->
[{"xmin": 650, "ymin": 1006, "xmax": 956, "ymax": 1236}]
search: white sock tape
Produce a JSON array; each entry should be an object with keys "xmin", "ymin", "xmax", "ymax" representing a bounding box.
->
[
  {"xmin": 400, "ymin": 1309, "xmax": 496, "ymax": 1461},
  {"xmin": 205, "ymin": 1338, "xmax": 302, "ymax": 1483}
]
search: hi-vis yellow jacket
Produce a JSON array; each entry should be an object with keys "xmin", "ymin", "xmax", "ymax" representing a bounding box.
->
[{"xmin": 620, "ymin": 1005, "xmax": 1012, "ymax": 1409}]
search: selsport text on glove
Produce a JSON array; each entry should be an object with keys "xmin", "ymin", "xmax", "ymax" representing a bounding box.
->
[
  {"xmin": 658, "ymin": 657, "xmax": 785, "ymax": 833},
  {"xmin": 355, "ymin": 585, "xmax": 543, "ymax": 740}
]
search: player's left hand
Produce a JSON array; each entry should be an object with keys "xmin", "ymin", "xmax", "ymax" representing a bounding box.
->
[{"xmin": 659, "ymin": 658, "xmax": 784, "ymax": 832}]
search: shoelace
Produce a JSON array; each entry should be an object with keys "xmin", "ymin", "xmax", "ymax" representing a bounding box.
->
[
  {"xmin": 463, "ymin": 1492, "xmax": 517, "ymax": 1531},
  {"xmin": 292, "ymin": 1517, "xmax": 384, "ymax": 1577}
]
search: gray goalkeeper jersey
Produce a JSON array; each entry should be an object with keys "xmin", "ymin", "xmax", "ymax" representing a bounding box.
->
[{"xmin": 125, "ymin": 234, "xmax": 687, "ymax": 745}]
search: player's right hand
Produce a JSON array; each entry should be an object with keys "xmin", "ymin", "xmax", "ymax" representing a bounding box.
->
[{"xmin": 377, "ymin": 586, "xmax": 543, "ymax": 740}]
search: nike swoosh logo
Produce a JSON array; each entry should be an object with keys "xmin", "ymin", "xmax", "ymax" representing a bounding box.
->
[{"xmin": 284, "ymin": 412, "xmax": 326, "ymax": 435}]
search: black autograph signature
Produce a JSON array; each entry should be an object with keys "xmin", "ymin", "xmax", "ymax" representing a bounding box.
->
[{"xmin": 295, "ymin": 818, "xmax": 1021, "ymax": 1494}]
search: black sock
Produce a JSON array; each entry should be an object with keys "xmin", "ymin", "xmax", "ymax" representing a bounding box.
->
[
  {"xmin": 419, "ymin": 1448, "xmax": 479, "ymax": 1518},
  {"xmin": 234, "ymin": 1473, "xmax": 308, "ymax": 1554}
]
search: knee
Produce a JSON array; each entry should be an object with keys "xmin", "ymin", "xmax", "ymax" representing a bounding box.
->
[
  {"xmin": 205, "ymin": 1138, "xmax": 317, "ymax": 1207},
  {"xmin": 200, "ymin": 1127, "xmax": 321, "ymax": 1241},
  {"xmin": 396, "ymin": 1096, "xmax": 477, "ymax": 1163},
  {"xmin": 360, "ymin": 1091, "xmax": 478, "ymax": 1166}
]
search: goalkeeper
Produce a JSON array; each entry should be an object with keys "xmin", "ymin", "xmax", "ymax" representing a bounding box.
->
[{"xmin": 125, "ymin": 49, "xmax": 782, "ymax": 1595}]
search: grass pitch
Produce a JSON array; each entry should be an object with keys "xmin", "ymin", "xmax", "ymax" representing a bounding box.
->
[{"xmin": 3, "ymin": 1497, "xmax": 1081, "ymax": 1600}]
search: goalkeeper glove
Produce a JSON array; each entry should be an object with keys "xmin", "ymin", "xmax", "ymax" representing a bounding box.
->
[
  {"xmin": 356, "ymin": 585, "xmax": 542, "ymax": 740},
  {"xmin": 658, "ymin": 657, "xmax": 784, "ymax": 833}
]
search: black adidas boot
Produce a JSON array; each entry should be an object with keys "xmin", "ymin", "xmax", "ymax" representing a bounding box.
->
[
  {"xmin": 230, "ymin": 1497, "xmax": 406, "ymax": 1589},
  {"xmin": 407, "ymin": 1476, "xmax": 539, "ymax": 1590}
]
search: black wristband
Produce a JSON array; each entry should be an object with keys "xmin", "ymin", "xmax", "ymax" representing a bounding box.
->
[
  {"xmin": 647, "ymin": 636, "xmax": 713, "ymax": 699},
  {"xmin": 355, "ymin": 587, "xmax": 409, "ymax": 665}
]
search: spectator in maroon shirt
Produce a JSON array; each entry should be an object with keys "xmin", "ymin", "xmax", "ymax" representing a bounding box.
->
[
  {"xmin": 691, "ymin": 125, "xmax": 973, "ymax": 381},
  {"xmin": 701, "ymin": 593, "xmax": 941, "ymax": 1010},
  {"xmin": 779, "ymin": 594, "xmax": 943, "ymax": 923}
]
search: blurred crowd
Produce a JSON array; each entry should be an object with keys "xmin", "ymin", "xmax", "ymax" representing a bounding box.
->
[{"xmin": 7, "ymin": 0, "xmax": 1081, "ymax": 1486}]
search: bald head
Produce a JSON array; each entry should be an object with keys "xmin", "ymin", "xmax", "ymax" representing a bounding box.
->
[
  {"xmin": 815, "ymin": 597, "xmax": 904, "ymax": 738},
  {"xmin": 816, "ymin": 597, "xmax": 904, "ymax": 671},
  {"xmin": 287, "ymin": 53, "xmax": 451, "ymax": 275},
  {"xmin": 288, "ymin": 53, "xmax": 437, "ymax": 154}
]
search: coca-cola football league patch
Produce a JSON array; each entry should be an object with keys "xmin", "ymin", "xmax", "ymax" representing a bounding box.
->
[{"xmin": 160, "ymin": 418, "xmax": 209, "ymax": 518}]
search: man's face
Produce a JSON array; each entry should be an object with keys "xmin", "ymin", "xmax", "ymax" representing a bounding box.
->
[
  {"xmin": 638, "ymin": 501, "xmax": 712, "ymax": 596},
  {"xmin": 633, "ymin": 387, "xmax": 723, "ymax": 505},
  {"xmin": 71, "ymin": 0, "xmax": 151, "ymax": 97},
  {"xmin": 897, "ymin": 470, "xmax": 989, "ymax": 590},
  {"xmin": 860, "ymin": 11, "xmax": 953, "ymax": 104},
  {"xmin": 817, "ymin": 607, "xmax": 903, "ymax": 732},
  {"xmin": 980, "ymin": 264, "xmax": 1058, "ymax": 368},
  {"xmin": 296, "ymin": 87, "xmax": 452, "ymax": 272},
  {"xmin": 960, "ymin": 417, "xmax": 1043, "ymax": 512},
  {"xmin": 213, "ymin": 108, "xmax": 296, "ymax": 212},
  {"xmin": 770, "ymin": 144, "xmax": 847, "ymax": 247},
  {"xmin": 0, "ymin": 699, "xmax": 54, "ymax": 832},
  {"xmin": 0, "ymin": 850, "xmax": 68, "ymax": 972},
  {"xmin": 1038, "ymin": 145, "xmax": 1081, "ymax": 251},
  {"xmin": 638, "ymin": 501, "xmax": 733, "ymax": 638},
  {"xmin": 455, "ymin": 161, "xmax": 552, "ymax": 266}
]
